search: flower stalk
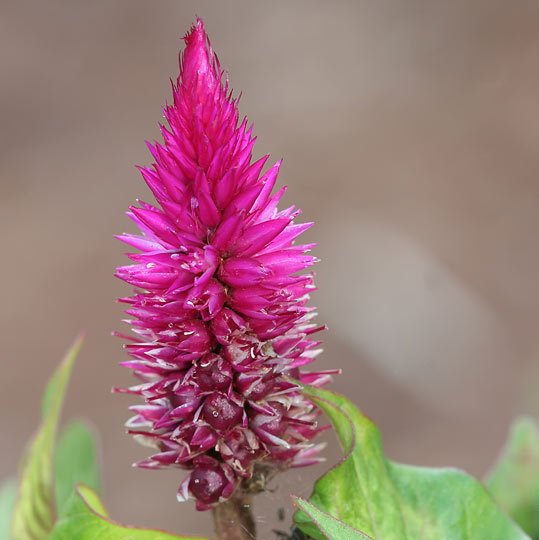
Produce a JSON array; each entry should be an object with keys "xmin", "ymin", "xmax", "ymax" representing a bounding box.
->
[{"xmin": 212, "ymin": 490, "xmax": 256, "ymax": 540}]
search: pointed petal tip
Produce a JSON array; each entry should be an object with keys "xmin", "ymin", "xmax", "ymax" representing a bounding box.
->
[{"xmin": 183, "ymin": 17, "xmax": 206, "ymax": 47}]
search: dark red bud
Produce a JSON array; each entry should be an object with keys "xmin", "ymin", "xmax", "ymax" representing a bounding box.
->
[
  {"xmin": 195, "ymin": 354, "xmax": 233, "ymax": 392},
  {"xmin": 203, "ymin": 393, "xmax": 243, "ymax": 431},
  {"xmin": 189, "ymin": 462, "xmax": 227, "ymax": 504}
]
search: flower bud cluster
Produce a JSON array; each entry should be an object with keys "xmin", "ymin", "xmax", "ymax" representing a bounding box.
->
[{"xmin": 115, "ymin": 19, "xmax": 335, "ymax": 510}]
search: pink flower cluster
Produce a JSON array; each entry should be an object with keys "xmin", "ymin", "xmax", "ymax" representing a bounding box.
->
[{"xmin": 115, "ymin": 19, "xmax": 335, "ymax": 510}]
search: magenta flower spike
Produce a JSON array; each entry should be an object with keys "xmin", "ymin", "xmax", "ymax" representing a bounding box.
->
[{"xmin": 115, "ymin": 19, "xmax": 336, "ymax": 511}]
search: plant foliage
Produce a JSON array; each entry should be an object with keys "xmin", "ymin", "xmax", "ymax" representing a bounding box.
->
[{"xmin": 294, "ymin": 384, "xmax": 530, "ymax": 540}]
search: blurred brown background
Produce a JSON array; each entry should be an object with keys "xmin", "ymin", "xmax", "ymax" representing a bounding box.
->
[{"xmin": 2, "ymin": 0, "xmax": 539, "ymax": 537}]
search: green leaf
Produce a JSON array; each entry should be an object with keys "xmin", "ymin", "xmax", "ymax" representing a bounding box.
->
[
  {"xmin": 294, "ymin": 384, "xmax": 530, "ymax": 540},
  {"xmin": 54, "ymin": 420, "xmax": 101, "ymax": 518},
  {"xmin": 50, "ymin": 484, "xmax": 210, "ymax": 540},
  {"xmin": 485, "ymin": 416, "xmax": 539, "ymax": 539},
  {"xmin": 11, "ymin": 336, "xmax": 83, "ymax": 540},
  {"xmin": 0, "ymin": 479, "xmax": 17, "ymax": 540},
  {"xmin": 293, "ymin": 497, "xmax": 373, "ymax": 539}
]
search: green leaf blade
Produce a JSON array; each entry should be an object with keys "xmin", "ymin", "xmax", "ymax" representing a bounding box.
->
[
  {"xmin": 485, "ymin": 416, "xmax": 539, "ymax": 538},
  {"xmin": 294, "ymin": 497, "xmax": 372, "ymax": 540},
  {"xmin": 54, "ymin": 420, "xmax": 101, "ymax": 519},
  {"xmin": 0, "ymin": 479, "xmax": 17, "ymax": 540},
  {"xmin": 50, "ymin": 484, "xmax": 210, "ymax": 540},
  {"xmin": 294, "ymin": 384, "xmax": 530, "ymax": 540},
  {"xmin": 11, "ymin": 336, "xmax": 83, "ymax": 540}
]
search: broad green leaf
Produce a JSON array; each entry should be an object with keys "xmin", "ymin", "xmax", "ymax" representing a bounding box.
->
[
  {"xmin": 54, "ymin": 420, "xmax": 101, "ymax": 518},
  {"xmin": 50, "ymin": 484, "xmax": 210, "ymax": 540},
  {"xmin": 11, "ymin": 336, "xmax": 83, "ymax": 540},
  {"xmin": 293, "ymin": 497, "xmax": 372, "ymax": 539},
  {"xmin": 485, "ymin": 416, "xmax": 539, "ymax": 539},
  {"xmin": 0, "ymin": 479, "xmax": 17, "ymax": 540},
  {"xmin": 294, "ymin": 385, "xmax": 530, "ymax": 540}
]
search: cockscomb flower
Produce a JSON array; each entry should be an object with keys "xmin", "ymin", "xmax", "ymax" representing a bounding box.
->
[{"xmin": 115, "ymin": 18, "xmax": 336, "ymax": 511}]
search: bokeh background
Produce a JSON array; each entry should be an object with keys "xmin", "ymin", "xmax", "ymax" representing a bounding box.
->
[{"xmin": 2, "ymin": 0, "xmax": 539, "ymax": 537}]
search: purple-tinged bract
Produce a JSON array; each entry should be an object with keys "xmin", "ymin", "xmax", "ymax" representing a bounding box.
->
[{"xmin": 115, "ymin": 18, "xmax": 335, "ymax": 510}]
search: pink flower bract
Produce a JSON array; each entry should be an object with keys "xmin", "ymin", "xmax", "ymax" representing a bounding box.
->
[{"xmin": 115, "ymin": 18, "xmax": 335, "ymax": 510}]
